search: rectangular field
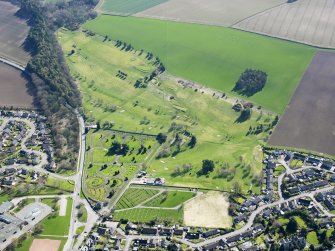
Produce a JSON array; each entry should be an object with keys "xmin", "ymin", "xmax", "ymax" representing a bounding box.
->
[
  {"xmin": 135, "ymin": 0, "xmax": 286, "ymax": 27},
  {"xmin": 0, "ymin": 1, "xmax": 30, "ymax": 66},
  {"xmin": 269, "ymin": 51, "xmax": 335, "ymax": 156},
  {"xmin": 84, "ymin": 15, "xmax": 315, "ymax": 114},
  {"xmin": 99, "ymin": 0, "xmax": 168, "ymax": 15},
  {"xmin": 0, "ymin": 63, "xmax": 34, "ymax": 108},
  {"xmin": 113, "ymin": 207, "xmax": 183, "ymax": 223},
  {"xmin": 235, "ymin": 0, "xmax": 335, "ymax": 49},
  {"xmin": 144, "ymin": 191, "xmax": 195, "ymax": 207},
  {"xmin": 115, "ymin": 188, "xmax": 160, "ymax": 209}
]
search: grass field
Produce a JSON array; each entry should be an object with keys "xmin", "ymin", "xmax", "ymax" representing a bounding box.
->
[
  {"xmin": 40, "ymin": 198, "xmax": 72, "ymax": 235},
  {"xmin": 113, "ymin": 207, "xmax": 183, "ymax": 224},
  {"xmin": 144, "ymin": 191, "xmax": 195, "ymax": 207},
  {"xmin": 83, "ymin": 15, "xmax": 315, "ymax": 114},
  {"xmin": 307, "ymin": 231, "xmax": 319, "ymax": 245},
  {"xmin": 59, "ymin": 30, "xmax": 277, "ymax": 192},
  {"xmin": 100, "ymin": 0, "xmax": 167, "ymax": 15},
  {"xmin": 115, "ymin": 188, "xmax": 160, "ymax": 209}
]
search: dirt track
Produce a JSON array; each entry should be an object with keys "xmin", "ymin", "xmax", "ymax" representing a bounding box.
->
[
  {"xmin": 0, "ymin": 63, "xmax": 34, "ymax": 108},
  {"xmin": 269, "ymin": 51, "xmax": 335, "ymax": 156}
]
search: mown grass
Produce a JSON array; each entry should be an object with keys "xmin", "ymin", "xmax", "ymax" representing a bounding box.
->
[
  {"xmin": 144, "ymin": 191, "xmax": 195, "ymax": 207},
  {"xmin": 59, "ymin": 30, "xmax": 276, "ymax": 192},
  {"xmin": 100, "ymin": 0, "xmax": 167, "ymax": 14},
  {"xmin": 83, "ymin": 15, "xmax": 315, "ymax": 114},
  {"xmin": 40, "ymin": 198, "xmax": 73, "ymax": 235},
  {"xmin": 307, "ymin": 231, "xmax": 319, "ymax": 245},
  {"xmin": 113, "ymin": 207, "xmax": 183, "ymax": 224},
  {"xmin": 115, "ymin": 188, "xmax": 160, "ymax": 209}
]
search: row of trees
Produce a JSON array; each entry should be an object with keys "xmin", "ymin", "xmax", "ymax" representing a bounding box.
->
[{"xmin": 14, "ymin": 0, "xmax": 98, "ymax": 171}]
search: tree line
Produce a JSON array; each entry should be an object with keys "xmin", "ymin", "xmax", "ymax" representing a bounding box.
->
[{"xmin": 10, "ymin": 0, "xmax": 98, "ymax": 171}]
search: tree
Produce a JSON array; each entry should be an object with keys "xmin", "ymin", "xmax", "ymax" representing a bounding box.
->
[
  {"xmin": 201, "ymin": 160, "xmax": 215, "ymax": 175},
  {"xmin": 236, "ymin": 108, "xmax": 252, "ymax": 123},
  {"xmin": 233, "ymin": 69, "xmax": 267, "ymax": 96},
  {"xmin": 156, "ymin": 133, "xmax": 167, "ymax": 144},
  {"xmin": 286, "ymin": 217, "xmax": 298, "ymax": 234},
  {"xmin": 188, "ymin": 135, "xmax": 197, "ymax": 148},
  {"xmin": 233, "ymin": 182, "xmax": 242, "ymax": 195}
]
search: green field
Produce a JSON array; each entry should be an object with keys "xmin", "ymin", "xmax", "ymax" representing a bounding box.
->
[
  {"xmin": 83, "ymin": 15, "xmax": 315, "ymax": 114},
  {"xmin": 99, "ymin": 0, "xmax": 167, "ymax": 14},
  {"xmin": 113, "ymin": 207, "xmax": 183, "ymax": 224},
  {"xmin": 115, "ymin": 188, "xmax": 160, "ymax": 209},
  {"xmin": 40, "ymin": 198, "xmax": 73, "ymax": 235},
  {"xmin": 144, "ymin": 191, "xmax": 195, "ymax": 207},
  {"xmin": 59, "ymin": 30, "xmax": 278, "ymax": 192}
]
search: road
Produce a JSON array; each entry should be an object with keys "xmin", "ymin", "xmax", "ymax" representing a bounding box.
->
[{"xmin": 64, "ymin": 110, "xmax": 99, "ymax": 251}]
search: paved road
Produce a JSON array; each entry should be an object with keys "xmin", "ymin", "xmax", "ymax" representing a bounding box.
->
[{"xmin": 64, "ymin": 110, "xmax": 99, "ymax": 251}]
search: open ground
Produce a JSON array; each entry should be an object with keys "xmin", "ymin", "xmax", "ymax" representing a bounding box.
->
[
  {"xmin": 235, "ymin": 0, "xmax": 335, "ymax": 49},
  {"xmin": 268, "ymin": 51, "xmax": 335, "ymax": 156},
  {"xmin": 134, "ymin": 0, "xmax": 286, "ymax": 27},
  {"xmin": 59, "ymin": 30, "xmax": 276, "ymax": 192},
  {"xmin": 83, "ymin": 15, "xmax": 315, "ymax": 114},
  {"xmin": 0, "ymin": 63, "xmax": 34, "ymax": 108},
  {"xmin": 0, "ymin": 1, "xmax": 30, "ymax": 66},
  {"xmin": 183, "ymin": 191, "xmax": 232, "ymax": 228},
  {"xmin": 29, "ymin": 239, "xmax": 61, "ymax": 251}
]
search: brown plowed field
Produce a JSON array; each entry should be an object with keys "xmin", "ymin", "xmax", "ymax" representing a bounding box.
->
[
  {"xmin": 0, "ymin": 63, "xmax": 34, "ymax": 108},
  {"xmin": 235, "ymin": 0, "xmax": 335, "ymax": 49},
  {"xmin": 0, "ymin": 1, "xmax": 30, "ymax": 66},
  {"xmin": 268, "ymin": 51, "xmax": 335, "ymax": 156}
]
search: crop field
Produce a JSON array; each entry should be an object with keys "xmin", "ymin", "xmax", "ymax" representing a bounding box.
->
[
  {"xmin": 113, "ymin": 207, "xmax": 183, "ymax": 224},
  {"xmin": 99, "ymin": 0, "xmax": 167, "ymax": 15},
  {"xmin": 115, "ymin": 188, "xmax": 160, "ymax": 209},
  {"xmin": 0, "ymin": 63, "xmax": 34, "ymax": 108},
  {"xmin": 269, "ymin": 51, "xmax": 335, "ymax": 156},
  {"xmin": 0, "ymin": 1, "xmax": 30, "ymax": 66},
  {"xmin": 135, "ymin": 0, "xmax": 286, "ymax": 27},
  {"xmin": 144, "ymin": 191, "xmax": 195, "ymax": 207},
  {"xmin": 59, "ymin": 30, "xmax": 278, "ymax": 193},
  {"xmin": 235, "ymin": 0, "xmax": 335, "ymax": 49},
  {"xmin": 83, "ymin": 15, "xmax": 315, "ymax": 114}
]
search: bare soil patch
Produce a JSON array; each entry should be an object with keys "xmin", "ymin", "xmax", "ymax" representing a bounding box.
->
[
  {"xmin": 269, "ymin": 51, "xmax": 335, "ymax": 156},
  {"xmin": 235, "ymin": 0, "xmax": 335, "ymax": 49},
  {"xmin": 29, "ymin": 239, "xmax": 61, "ymax": 251},
  {"xmin": 0, "ymin": 63, "xmax": 34, "ymax": 108},
  {"xmin": 183, "ymin": 191, "xmax": 232, "ymax": 228},
  {"xmin": 0, "ymin": 1, "xmax": 30, "ymax": 65},
  {"xmin": 134, "ymin": 0, "xmax": 286, "ymax": 27}
]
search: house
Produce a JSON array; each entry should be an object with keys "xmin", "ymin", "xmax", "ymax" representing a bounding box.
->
[
  {"xmin": 186, "ymin": 232, "xmax": 200, "ymax": 239},
  {"xmin": 113, "ymin": 239, "xmax": 120, "ymax": 250},
  {"xmin": 234, "ymin": 214, "xmax": 247, "ymax": 224},
  {"xmin": 330, "ymin": 174, "xmax": 335, "ymax": 182},
  {"xmin": 0, "ymin": 201, "xmax": 14, "ymax": 214},
  {"xmin": 202, "ymin": 229, "xmax": 219, "ymax": 238},
  {"xmin": 306, "ymin": 157, "xmax": 320, "ymax": 166},
  {"xmin": 288, "ymin": 187, "xmax": 300, "ymax": 195},
  {"xmin": 298, "ymin": 198, "xmax": 311, "ymax": 207},
  {"xmin": 293, "ymin": 153, "xmax": 306, "ymax": 161},
  {"xmin": 324, "ymin": 199, "xmax": 335, "ymax": 211},
  {"xmin": 313, "ymin": 180, "xmax": 329, "ymax": 188},
  {"xmin": 97, "ymin": 227, "xmax": 108, "ymax": 235},
  {"xmin": 173, "ymin": 228, "xmax": 183, "ymax": 236},
  {"xmin": 319, "ymin": 220, "xmax": 335, "ymax": 229},
  {"xmin": 202, "ymin": 240, "xmax": 225, "ymax": 251},
  {"xmin": 141, "ymin": 228, "xmax": 158, "ymax": 235},
  {"xmin": 322, "ymin": 161, "xmax": 333, "ymax": 170}
]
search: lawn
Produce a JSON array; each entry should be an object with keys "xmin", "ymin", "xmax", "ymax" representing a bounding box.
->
[
  {"xmin": 83, "ymin": 15, "xmax": 315, "ymax": 114},
  {"xmin": 307, "ymin": 231, "xmax": 319, "ymax": 245},
  {"xmin": 115, "ymin": 188, "xmax": 160, "ymax": 209},
  {"xmin": 40, "ymin": 198, "xmax": 73, "ymax": 235},
  {"xmin": 46, "ymin": 177, "xmax": 75, "ymax": 192},
  {"xmin": 99, "ymin": 0, "xmax": 167, "ymax": 15},
  {"xmin": 59, "ymin": 30, "xmax": 278, "ymax": 192},
  {"xmin": 144, "ymin": 191, "xmax": 195, "ymax": 207},
  {"xmin": 113, "ymin": 207, "xmax": 183, "ymax": 224}
]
